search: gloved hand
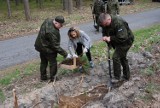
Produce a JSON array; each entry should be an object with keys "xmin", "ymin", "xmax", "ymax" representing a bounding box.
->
[
  {"xmin": 66, "ymin": 53, "xmax": 72, "ymax": 59},
  {"xmin": 73, "ymin": 54, "xmax": 78, "ymax": 58},
  {"xmin": 83, "ymin": 47, "xmax": 88, "ymax": 53}
]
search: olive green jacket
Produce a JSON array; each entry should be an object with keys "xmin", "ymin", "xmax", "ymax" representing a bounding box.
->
[
  {"xmin": 92, "ymin": 0, "xmax": 105, "ymax": 15},
  {"xmin": 107, "ymin": 0, "xmax": 120, "ymax": 15},
  {"xmin": 34, "ymin": 18, "xmax": 67, "ymax": 57},
  {"xmin": 102, "ymin": 15, "xmax": 134, "ymax": 47}
]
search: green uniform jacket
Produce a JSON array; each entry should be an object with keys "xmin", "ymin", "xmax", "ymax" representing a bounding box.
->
[
  {"xmin": 34, "ymin": 18, "xmax": 67, "ymax": 57},
  {"xmin": 92, "ymin": 0, "xmax": 105, "ymax": 15},
  {"xmin": 102, "ymin": 15, "xmax": 134, "ymax": 47},
  {"xmin": 107, "ymin": 0, "xmax": 120, "ymax": 15}
]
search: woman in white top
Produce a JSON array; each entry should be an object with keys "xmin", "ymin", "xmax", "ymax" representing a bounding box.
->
[{"xmin": 67, "ymin": 27, "xmax": 94, "ymax": 68}]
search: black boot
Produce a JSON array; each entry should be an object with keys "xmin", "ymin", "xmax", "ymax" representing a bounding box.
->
[
  {"xmin": 40, "ymin": 75, "xmax": 47, "ymax": 82},
  {"xmin": 40, "ymin": 69, "xmax": 47, "ymax": 81}
]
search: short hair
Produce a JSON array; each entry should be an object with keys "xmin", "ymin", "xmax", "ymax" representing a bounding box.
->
[{"xmin": 99, "ymin": 13, "xmax": 111, "ymax": 24}]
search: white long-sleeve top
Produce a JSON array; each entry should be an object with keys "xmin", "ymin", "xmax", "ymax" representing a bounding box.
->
[{"xmin": 68, "ymin": 30, "xmax": 92, "ymax": 56}]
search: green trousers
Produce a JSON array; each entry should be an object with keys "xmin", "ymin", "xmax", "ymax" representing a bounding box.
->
[
  {"xmin": 95, "ymin": 15, "xmax": 100, "ymax": 31},
  {"xmin": 112, "ymin": 45, "xmax": 131, "ymax": 80},
  {"xmin": 40, "ymin": 52, "xmax": 57, "ymax": 80}
]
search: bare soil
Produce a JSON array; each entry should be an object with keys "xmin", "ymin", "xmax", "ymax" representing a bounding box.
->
[{"xmin": 60, "ymin": 58, "xmax": 85, "ymax": 66}]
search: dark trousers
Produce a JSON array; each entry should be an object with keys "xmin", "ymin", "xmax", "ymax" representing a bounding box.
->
[
  {"xmin": 112, "ymin": 45, "xmax": 131, "ymax": 80},
  {"xmin": 40, "ymin": 52, "xmax": 57, "ymax": 80},
  {"xmin": 76, "ymin": 43, "xmax": 92, "ymax": 62},
  {"xmin": 95, "ymin": 15, "xmax": 100, "ymax": 31}
]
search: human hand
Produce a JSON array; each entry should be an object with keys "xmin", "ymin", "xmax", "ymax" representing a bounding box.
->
[
  {"xmin": 102, "ymin": 36, "xmax": 110, "ymax": 42},
  {"xmin": 66, "ymin": 54, "xmax": 72, "ymax": 59},
  {"xmin": 73, "ymin": 54, "xmax": 78, "ymax": 58},
  {"xmin": 83, "ymin": 47, "xmax": 88, "ymax": 53}
]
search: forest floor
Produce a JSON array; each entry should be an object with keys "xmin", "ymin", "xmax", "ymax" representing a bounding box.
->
[{"xmin": 0, "ymin": 0, "xmax": 160, "ymax": 40}]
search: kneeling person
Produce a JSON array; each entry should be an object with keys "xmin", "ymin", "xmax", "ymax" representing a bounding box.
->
[{"xmin": 67, "ymin": 27, "xmax": 94, "ymax": 68}]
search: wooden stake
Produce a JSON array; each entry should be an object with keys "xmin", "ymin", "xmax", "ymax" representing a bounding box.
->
[
  {"xmin": 73, "ymin": 57, "xmax": 76, "ymax": 67},
  {"xmin": 13, "ymin": 89, "xmax": 18, "ymax": 108},
  {"xmin": 60, "ymin": 57, "xmax": 77, "ymax": 70}
]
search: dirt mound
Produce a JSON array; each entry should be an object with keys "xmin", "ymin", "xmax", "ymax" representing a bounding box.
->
[{"xmin": 59, "ymin": 85, "xmax": 108, "ymax": 108}]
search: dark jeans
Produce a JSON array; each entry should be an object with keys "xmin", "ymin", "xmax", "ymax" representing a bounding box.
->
[
  {"xmin": 40, "ymin": 52, "xmax": 57, "ymax": 80},
  {"xmin": 76, "ymin": 43, "xmax": 92, "ymax": 62},
  {"xmin": 112, "ymin": 45, "xmax": 131, "ymax": 80}
]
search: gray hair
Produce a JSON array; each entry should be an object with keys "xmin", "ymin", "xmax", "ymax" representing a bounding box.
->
[{"xmin": 99, "ymin": 13, "xmax": 111, "ymax": 24}]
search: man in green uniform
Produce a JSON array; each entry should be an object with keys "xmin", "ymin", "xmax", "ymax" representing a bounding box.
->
[
  {"xmin": 92, "ymin": 0, "xmax": 105, "ymax": 32},
  {"xmin": 129, "ymin": 0, "xmax": 134, "ymax": 4},
  {"xmin": 107, "ymin": 0, "xmax": 120, "ymax": 16},
  {"xmin": 34, "ymin": 16, "xmax": 70, "ymax": 82},
  {"xmin": 99, "ymin": 13, "xmax": 134, "ymax": 81}
]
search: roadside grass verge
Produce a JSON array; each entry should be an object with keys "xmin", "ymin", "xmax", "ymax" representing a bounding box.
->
[
  {"xmin": 0, "ymin": 69, "xmax": 20, "ymax": 86},
  {"xmin": 131, "ymin": 24, "xmax": 160, "ymax": 52},
  {"xmin": 0, "ymin": 61, "xmax": 39, "ymax": 87},
  {"xmin": 0, "ymin": 24, "xmax": 160, "ymax": 102},
  {"xmin": 0, "ymin": 89, "xmax": 5, "ymax": 103}
]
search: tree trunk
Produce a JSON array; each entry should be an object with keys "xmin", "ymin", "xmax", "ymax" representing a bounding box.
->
[
  {"xmin": 15, "ymin": 0, "xmax": 19, "ymax": 6},
  {"xmin": 68, "ymin": 0, "xmax": 73, "ymax": 14},
  {"xmin": 36, "ymin": 0, "xmax": 38, "ymax": 4},
  {"xmin": 36, "ymin": 0, "xmax": 43, "ymax": 9},
  {"xmin": 7, "ymin": 0, "xmax": 12, "ymax": 18},
  {"xmin": 62, "ymin": 0, "xmax": 68, "ymax": 11},
  {"xmin": 39, "ymin": 0, "xmax": 43, "ymax": 9},
  {"xmin": 76, "ymin": 0, "xmax": 82, "ymax": 9},
  {"xmin": 23, "ymin": 0, "xmax": 31, "ymax": 21},
  {"xmin": 62, "ymin": 0, "xmax": 73, "ymax": 14}
]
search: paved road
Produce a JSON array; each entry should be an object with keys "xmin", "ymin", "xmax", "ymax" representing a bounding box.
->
[{"xmin": 0, "ymin": 8, "xmax": 160, "ymax": 70}]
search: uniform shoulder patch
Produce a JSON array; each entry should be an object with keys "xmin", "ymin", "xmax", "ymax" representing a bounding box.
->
[{"xmin": 118, "ymin": 28, "xmax": 123, "ymax": 32}]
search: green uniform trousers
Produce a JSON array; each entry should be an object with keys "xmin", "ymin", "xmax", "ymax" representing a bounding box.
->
[
  {"xmin": 112, "ymin": 45, "xmax": 131, "ymax": 80},
  {"xmin": 95, "ymin": 14, "xmax": 100, "ymax": 31},
  {"xmin": 40, "ymin": 52, "xmax": 57, "ymax": 80}
]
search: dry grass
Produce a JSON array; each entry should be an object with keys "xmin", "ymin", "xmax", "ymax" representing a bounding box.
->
[{"xmin": 0, "ymin": 0, "xmax": 160, "ymax": 40}]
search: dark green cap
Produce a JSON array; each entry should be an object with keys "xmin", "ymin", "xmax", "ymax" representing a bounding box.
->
[{"xmin": 55, "ymin": 16, "xmax": 65, "ymax": 24}]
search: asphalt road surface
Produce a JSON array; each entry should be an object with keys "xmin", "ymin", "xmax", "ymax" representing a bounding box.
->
[{"xmin": 0, "ymin": 8, "xmax": 160, "ymax": 70}]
